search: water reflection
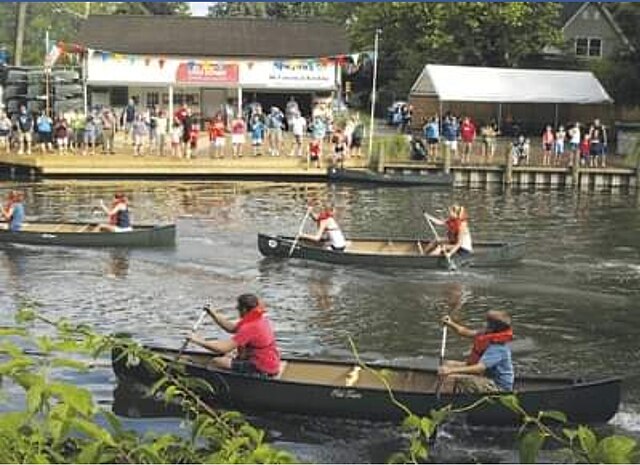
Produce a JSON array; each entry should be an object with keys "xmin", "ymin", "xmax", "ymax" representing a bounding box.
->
[{"xmin": 106, "ymin": 250, "xmax": 130, "ymax": 279}]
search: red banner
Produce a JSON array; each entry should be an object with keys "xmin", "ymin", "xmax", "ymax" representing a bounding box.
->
[{"xmin": 176, "ymin": 62, "xmax": 239, "ymax": 84}]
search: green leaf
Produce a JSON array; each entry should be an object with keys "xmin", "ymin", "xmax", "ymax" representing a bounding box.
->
[
  {"xmin": 499, "ymin": 394, "xmax": 524, "ymax": 415},
  {"xmin": 15, "ymin": 308, "xmax": 36, "ymax": 324},
  {"xmin": 70, "ymin": 417, "xmax": 116, "ymax": 447},
  {"xmin": 402, "ymin": 414, "xmax": 421, "ymax": 431},
  {"xmin": 420, "ymin": 417, "xmax": 434, "ymax": 438},
  {"xmin": 595, "ymin": 435, "xmax": 637, "ymax": 464},
  {"xmin": 75, "ymin": 442, "xmax": 102, "ymax": 464},
  {"xmin": 519, "ymin": 430, "xmax": 546, "ymax": 464},
  {"xmin": 0, "ymin": 357, "xmax": 34, "ymax": 376},
  {"xmin": 563, "ymin": 428, "xmax": 578, "ymax": 442},
  {"xmin": 48, "ymin": 382, "xmax": 94, "ymax": 417},
  {"xmin": 409, "ymin": 438, "xmax": 428, "ymax": 461},
  {"xmin": 50, "ymin": 357, "xmax": 90, "ymax": 372},
  {"xmin": 577, "ymin": 425, "xmax": 598, "ymax": 461},
  {"xmin": 100, "ymin": 409, "xmax": 124, "ymax": 437},
  {"xmin": 540, "ymin": 410, "xmax": 567, "ymax": 424},
  {"xmin": 0, "ymin": 327, "xmax": 27, "ymax": 337},
  {"xmin": 429, "ymin": 405, "xmax": 451, "ymax": 425},
  {"xmin": 26, "ymin": 380, "xmax": 45, "ymax": 413}
]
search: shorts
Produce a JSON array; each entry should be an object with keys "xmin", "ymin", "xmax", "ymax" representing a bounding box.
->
[
  {"xmin": 0, "ymin": 129, "xmax": 10, "ymax": 137},
  {"xmin": 133, "ymin": 134, "xmax": 144, "ymax": 146},
  {"xmin": 444, "ymin": 140, "xmax": 457, "ymax": 151},
  {"xmin": 19, "ymin": 131, "xmax": 32, "ymax": 143},
  {"xmin": 590, "ymin": 142, "xmax": 604, "ymax": 156},
  {"xmin": 231, "ymin": 359, "xmax": 275, "ymax": 378},
  {"xmin": 446, "ymin": 375, "xmax": 501, "ymax": 394},
  {"xmin": 543, "ymin": 143, "xmax": 553, "ymax": 151},
  {"xmin": 39, "ymin": 132, "xmax": 52, "ymax": 144},
  {"xmin": 294, "ymin": 134, "xmax": 303, "ymax": 145},
  {"xmin": 310, "ymin": 152, "xmax": 319, "ymax": 161},
  {"xmin": 427, "ymin": 138, "xmax": 439, "ymax": 145},
  {"xmin": 56, "ymin": 137, "xmax": 68, "ymax": 147},
  {"xmin": 569, "ymin": 142, "xmax": 579, "ymax": 151},
  {"xmin": 252, "ymin": 137, "xmax": 263, "ymax": 146},
  {"xmin": 232, "ymin": 134, "xmax": 245, "ymax": 145},
  {"xmin": 84, "ymin": 132, "xmax": 97, "ymax": 145},
  {"xmin": 114, "ymin": 226, "xmax": 133, "ymax": 233},
  {"xmin": 214, "ymin": 137, "xmax": 225, "ymax": 148},
  {"xmin": 554, "ymin": 143, "xmax": 564, "ymax": 155},
  {"xmin": 457, "ymin": 248, "xmax": 472, "ymax": 258},
  {"xmin": 350, "ymin": 137, "xmax": 362, "ymax": 148}
]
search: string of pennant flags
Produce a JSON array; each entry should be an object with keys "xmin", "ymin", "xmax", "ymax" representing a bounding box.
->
[{"xmin": 47, "ymin": 41, "xmax": 371, "ymax": 75}]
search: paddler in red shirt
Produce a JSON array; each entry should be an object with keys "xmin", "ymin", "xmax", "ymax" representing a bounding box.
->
[
  {"xmin": 189, "ymin": 294, "xmax": 281, "ymax": 377},
  {"xmin": 437, "ymin": 310, "xmax": 514, "ymax": 392}
]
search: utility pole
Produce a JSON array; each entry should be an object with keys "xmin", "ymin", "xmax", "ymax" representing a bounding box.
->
[
  {"xmin": 368, "ymin": 28, "xmax": 382, "ymax": 157},
  {"xmin": 14, "ymin": 2, "xmax": 28, "ymax": 66}
]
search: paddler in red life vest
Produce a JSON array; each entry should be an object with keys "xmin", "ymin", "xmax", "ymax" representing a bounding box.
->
[
  {"xmin": 425, "ymin": 205, "xmax": 473, "ymax": 259},
  {"xmin": 189, "ymin": 294, "xmax": 281, "ymax": 378},
  {"xmin": 99, "ymin": 193, "xmax": 132, "ymax": 232},
  {"xmin": 300, "ymin": 205, "xmax": 347, "ymax": 252},
  {"xmin": 438, "ymin": 310, "xmax": 514, "ymax": 392}
]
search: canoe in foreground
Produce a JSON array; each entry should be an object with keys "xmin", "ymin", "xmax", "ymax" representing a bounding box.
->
[
  {"xmin": 112, "ymin": 346, "xmax": 621, "ymax": 425},
  {"xmin": 328, "ymin": 167, "xmax": 453, "ymax": 186},
  {"xmin": 258, "ymin": 234, "xmax": 524, "ymax": 269},
  {"xmin": 0, "ymin": 222, "xmax": 176, "ymax": 247}
]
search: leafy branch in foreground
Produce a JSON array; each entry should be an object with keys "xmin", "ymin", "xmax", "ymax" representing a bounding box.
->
[
  {"xmin": 0, "ymin": 305, "xmax": 295, "ymax": 464},
  {"xmin": 347, "ymin": 336, "xmax": 638, "ymax": 464}
]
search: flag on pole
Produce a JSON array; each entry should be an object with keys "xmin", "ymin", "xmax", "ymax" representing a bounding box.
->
[{"xmin": 44, "ymin": 42, "xmax": 62, "ymax": 70}]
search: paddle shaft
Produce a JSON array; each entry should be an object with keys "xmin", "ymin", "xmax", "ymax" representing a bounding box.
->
[
  {"xmin": 174, "ymin": 307, "xmax": 209, "ymax": 362},
  {"xmin": 423, "ymin": 212, "xmax": 456, "ymax": 271},
  {"xmin": 288, "ymin": 207, "xmax": 312, "ymax": 257}
]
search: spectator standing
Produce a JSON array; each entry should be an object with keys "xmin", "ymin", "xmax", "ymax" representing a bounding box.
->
[
  {"xmin": 480, "ymin": 120, "xmax": 498, "ymax": 161},
  {"xmin": 310, "ymin": 115, "xmax": 326, "ymax": 160},
  {"xmin": 101, "ymin": 108, "xmax": 116, "ymax": 155},
  {"xmin": 285, "ymin": 96, "xmax": 300, "ymax": 131},
  {"xmin": 36, "ymin": 111, "xmax": 54, "ymax": 154},
  {"xmin": 332, "ymin": 129, "xmax": 348, "ymax": 167},
  {"xmin": 70, "ymin": 109, "xmax": 85, "ymax": 153},
  {"xmin": 290, "ymin": 113, "xmax": 306, "ymax": 157},
  {"xmin": 121, "ymin": 98, "xmax": 136, "ymax": 142},
  {"xmin": 83, "ymin": 114, "xmax": 98, "ymax": 156},
  {"xmin": 350, "ymin": 114, "xmax": 364, "ymax": 159},
  {"xmin": 541, "ymin": 125, "xmax": 554, "ymax": 166},
  {"xmin": 568, "ymin": 122, "xmax": 581, "ymax": 166},
  {"xmin": 148, "ymin": 107, "xmax": 159, "ymax": 150},
  {"xmin": 460, "ymin": 117, "xmax": 476, "ymax": 164},
  {"xmin": 250, "ymin": 114, "xmax": 266, "ymax": 157},
  {"xmin": 0, "ymin": 110, "xmax": 12, "ymax": 154},
  {"xmin": 53, "ymin": 115, "xmax": 69, "ymax": 154},
  {"xmin": 16, "ymin": 105, "xmax": 33, "ymax": 155},
  {"xmin": 171, "ymin": 120, "xmax": 182, "ymax": 158},
  {"xmin": 442, "ymin": 114, "xmax": 459, "ymax": 162},
  {"xmin": 132, "ymin": 114, "xmax": 147, "ymax": 157},
  {"xmin": 400, "ymin": 104, "xmax": 412, "ymax": 134},
  {"xmin": 231, "ymin": 115, "xmax": 246, "ymax": 158},
  {"xmin": 180, "ymin": 108, "xmax": 194, "ymax": 159},
  {"xmin": 154, "ymin": 110, "xmax": 168, "ymax": 156},
  {"xmin": 423, "ymin": 116, "xmax": 440, "ymax": 161},
  {"xmin": 207, "ymin": 114, "xmax": 225, "ymax": 159},
  {"xmin": 266, "ymin": 106, "xmax": 284, "ymax": 157},
  {"xmin": 580, "ymin": 134, "xmax": 590, "ymax": 166},
  {"xmin": 588, "ymin": 118, "xmax": 608, "ymax": 168},
  {"xmin": 554, "ymin": 126, "xmax": 566, "ymax": 166}
]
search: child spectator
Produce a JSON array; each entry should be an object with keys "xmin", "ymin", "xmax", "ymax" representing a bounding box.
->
[
  {"xmin": 290, "ymin": 112, "xmax": 306, "ymax": 157},
  {"xmin": 332, "ymin": 129, "xmax": 347, "ymax": 167},
  {"xmin": 250, "ymin": 114, "xmax": 265, "ymax": 157},
  {"xmin": 554, "ymin": 126, "xmax": 566, "ymax": 166},
  {"xmin": 442, "ymin": 114, "xmax": 458, "ymax": 162},
  {"xmin": 54, "ymin": 116, "xmax": 69, "ymax": 154},
  {"xmin": 171, "ymin": 120, "xmax": 182, "ymax": 158},
  {"xmin": 541, "ymin": 125, "xmax": 554, "ymax": 166},
  {"xmin": 423, "ymin": 116, "xmax": 440, "ymax": 161},
  {"xmin": 132, "ymin": 114, "xmax": 147, "ymax": 157},
  {"xmin": 188, "ymin": 118, "xmax": 199, "ymax": 155},
  {"xmin": 83, "ymin": 114, "xmax": 98, "ymax": 156},
  {"xmin": 208, "ymin": 114, "xmax": 226, "ymax": 159},
  {"xmin": 568, "ymin": 122, "xmax": 581, "ymax": 165},
  {"xmin": 460, "ymin": 117, "xmax": 476, "ymax": 164},
  {"xmin": 309, "ymin": 139, "xmax": 321, "ymax": 168},
  {"xmin": 155, "ymin": 110, "xmax": 168, "ymax": 156},
  {"xmin": 0, "ymin": 110, "xmax": 12, "ymax": 154},
  {"xmin": 580, "ymin": 134, "xmax": 590, "ymax": 166},
  {"xmin": 231, "ymin": 115, "xmax": 246, "ymax": 158},
  {"xmin": 266, "ymin": 106, "xmax": 284, "ymax": 157}
]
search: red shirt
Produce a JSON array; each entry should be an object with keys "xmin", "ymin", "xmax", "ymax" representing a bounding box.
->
[
  {"xmin": 232, "ymin": 314, "xmax": 280, "ymax": 375},
  {"xmin": 460, "ymin": 122, "xmax": 476, "ymax": 143},
  {"xmin": 232, "ymin": 120, "xmax": 246, "ymax": 135},
  {"xmin": 580, "ymin": 139, "xmax": 590, "ymax": 155}
]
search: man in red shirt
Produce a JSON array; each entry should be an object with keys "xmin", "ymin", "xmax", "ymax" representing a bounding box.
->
[
  {"xmin": 188, "ymin": 294, "xmax": 281, "ymax": 377},
  {"xmin": 460, "ymin": 116, "xmax": 476, "ymax": 164}
]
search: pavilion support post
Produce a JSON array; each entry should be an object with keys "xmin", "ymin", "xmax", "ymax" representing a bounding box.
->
[
  {"xmin": 440, "ymin": 100, "xmax": 451, "ymax": 174},
  {"xmin": 505, "ymin": 139, "xmax": 513, "ymax": 186},
  {"xmin": 497, "ymin": 103, "xmax": 502, "ymax": 132},
  {"xmin": 168, "ymin": 84, "xmax": 174, "ymax": 122},
  {"xmin": 572, "ymin": 149, "xmax": 581, "ymax": 189},
  {"xmin": 237, "ymin": 86, "xmax": 243, "ymax": 119},
  {"xmin": 554, "ymin": 103, "xmax": 559, "ymax": 129}
]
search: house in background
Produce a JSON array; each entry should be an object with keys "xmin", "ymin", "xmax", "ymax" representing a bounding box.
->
[{"xmin": 544, "ymin": 2, "xmax": 635, "ymax": 61}]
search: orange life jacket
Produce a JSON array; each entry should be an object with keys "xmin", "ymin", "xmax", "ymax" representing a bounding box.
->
[
  {"xmin": 445, "ymin": 217, "xmax": 461, "ymax": 243},
  {"xmin": 468, "ymin": 328, "xmax": 513, "ymax": 365}
]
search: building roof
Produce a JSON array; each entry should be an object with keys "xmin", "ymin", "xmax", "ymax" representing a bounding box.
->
[
  {"xmin": 561, "ymin": 2, "xmax": 635, "ymax": 52},
  {"xmin": 410, "ymin": 64, "xmax": 613, "ymax": 104},
  {"xmin": 76, "ymin": 15, "xmax": 350, "ymax": 58}
]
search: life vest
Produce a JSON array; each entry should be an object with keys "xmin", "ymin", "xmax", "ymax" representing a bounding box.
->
[
  {"xmin": 234, "ymin": 305, "xmax": 277, "ymax": 360},
  {"xmin": 108, "ymin": 199, "xmax": 128, "ymax": 226},
  {"xmin": 468, "ymin": 328, "xmax": 513, "ymax": 365},
  {"xmin": 445, "ymin": 217, "xmax": 461, "ymax": 243},
  {"xmin": 316, "ymin": 210, "xmax": 333, "ymax": 224}
]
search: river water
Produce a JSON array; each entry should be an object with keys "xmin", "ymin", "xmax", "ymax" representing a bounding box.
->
[{"xmin": 0, "ymin": 180, "xmax": 639, "ymax": 463}]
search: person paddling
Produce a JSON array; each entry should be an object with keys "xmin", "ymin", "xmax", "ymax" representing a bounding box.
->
[
  {"xmin": 438, "ymin": 310, "xmax": 514, "ymax": 393},
  {"xmin": 189, "ymin": 294, "xmax": 281, "ymax": 377},
  {"xmin": 424, "ymin": 205, "xmax": 473, "ymax": 258},
  {"xmin": 99, "ymin": 193, "xmax": 132, "ymax": 232},
  {"xmin": 1, "ymin": 191, "xmax": 25, "ymax": 232},
  {"xmin": 300, "ymin": 205, "xmax": 347, "ymax": 251}
]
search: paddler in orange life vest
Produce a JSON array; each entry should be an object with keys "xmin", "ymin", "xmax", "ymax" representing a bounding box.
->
[
  {"xmin": 189, "ymin": 294, "xmax": 281, "ymax": 377},
  {"xmin": 99, "ymin": 193, "xmax": 132, "ymax": 232},
  {"xmin": 438, "ymin": 310, "xmax": 514, "ymax": 392},
  {"xmin": 301, "ymin": 205, "xmax": 347, "ymax": 252},
  {"xmin": 425, "ymin": 205, "xmax": 473, "ymax": 259}
]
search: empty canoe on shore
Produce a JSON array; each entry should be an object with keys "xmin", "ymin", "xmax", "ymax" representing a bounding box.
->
[
  {"xmin": 0, "ymin": 222, "xmax": 176, "ymax": 247},
  {"xmin": 258, "ymin": 234, "xmax": 524, "ymax": 269},
  {"xmin": 112, "ymin": 345, "xmax": 621, "ymax": 425},
  {"xmin": 327, "ymin": 167, "xmax": 453, "ymax": 186}
]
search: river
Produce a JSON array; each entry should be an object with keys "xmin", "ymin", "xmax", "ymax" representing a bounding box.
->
[{"xmin": 0, "ymin": 180, "xmax": 639, "ymax": 463}]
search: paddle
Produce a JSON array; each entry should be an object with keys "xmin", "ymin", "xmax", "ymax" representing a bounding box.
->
[
  {"xmin": 430, "ymin": 313, "xmax": 450, "ymax": 447},
  {"xmin": 423, "ymin": 212, "xmax": 457, "ymax": 272},
  {"xmin": 288, "ymin": 206, "xmax": 313, "ymax": 257},
  {"xmin": 174, "ymin": 304, "xmax": 211, "ymax": 362}
]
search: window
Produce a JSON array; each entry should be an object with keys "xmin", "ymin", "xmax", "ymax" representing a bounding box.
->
[
  {"xmin": 575, "ymin": 37, "xmax": 602, "ymax": 57},
  {"xmin": 146, "ymin": 92, "xmax": 160, "ymax": 107}
]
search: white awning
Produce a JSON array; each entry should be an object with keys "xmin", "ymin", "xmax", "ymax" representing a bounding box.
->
[{"xmin": 410, "ymin": 64, "xmax": 613, "ymax": 104}]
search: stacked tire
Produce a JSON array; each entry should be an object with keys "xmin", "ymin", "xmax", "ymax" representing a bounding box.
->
[
  {"xmin": 53, "ymin": 69, "xmax": 82, "ymax": 116},
  {"xmin": 4, "ymin": 68, "xmax": 27, "ymax": 116}
]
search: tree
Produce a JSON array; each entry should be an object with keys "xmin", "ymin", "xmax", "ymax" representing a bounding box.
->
[{"xmin": 208, "ymin": 2, "xmax": 333, "ymax": 19}]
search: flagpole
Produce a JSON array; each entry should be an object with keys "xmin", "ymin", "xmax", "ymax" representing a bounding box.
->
[
  {"xmin": 45, "ymin": 28, "xmax": 50, "ymax": 117},
  {"xmin": 367, "ymin": 28, "xmax": 381, "ymax": 157}
]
